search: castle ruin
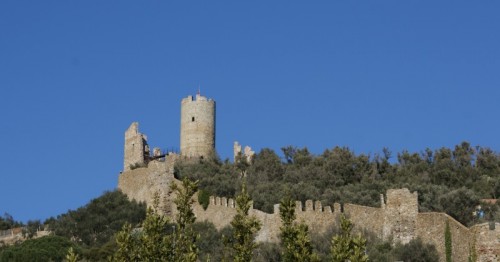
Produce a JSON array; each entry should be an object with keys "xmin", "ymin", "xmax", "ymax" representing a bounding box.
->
[{"xmin": 118, "ymin": 94, "xmax": 499, "ymax": 262}]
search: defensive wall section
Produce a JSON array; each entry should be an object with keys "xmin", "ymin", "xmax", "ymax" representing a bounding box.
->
[{"xmin": 118, "ymin": 161, "xmax": 499, "ymax": 262}]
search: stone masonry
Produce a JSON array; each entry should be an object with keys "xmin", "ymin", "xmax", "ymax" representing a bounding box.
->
[
  {"xmin": 119, "ymin": 95, "xmax": 498, "ymax": 261},
  {"xmin": 180, "ymin": 94, "xmax": 216, "ymax": 158},
  {"xmin": 118, "ymin": 160, "xmax": 499, "ymax": 262},
  {"xmin": 233, "ymin": 141, "xmax": 255, "ymax": 163},
  {"xmin": 123, "ymin": 122, "xmax": 149, "ymax": 171}
]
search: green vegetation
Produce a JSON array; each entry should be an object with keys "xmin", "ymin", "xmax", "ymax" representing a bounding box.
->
[
  {"xmin": 392, "ymin": 238, "xmax": 439, "ymax": 262},
  {"xmin": 225, "ymin": 182, "xmax": 262, "ymax": 262},
  {"xmin": 0, "ymin": 235, "xmax": 76, "ymax": 262},
  {"xmin": 170, "ymin": 178, "xmax": 199, "ymax": 262},
  {"xmin": 330, "ymin": 214, "xmax": 368, "ymax": 262},
  {"xmin": 0, "ymin": 213, "xmax": 22, "ymax": 231},
  {"xmin": 46, "ymin": 190, "xmax": 146, "ymax": 250},
  {"xmin": 111, "ymin": 195, "xmax": 172, "ymax": 261},
  {"xmin": 177, "ymin": 141, "xmax": 500, "ymax": 226},
  {"xmin": 4, "ymin": 141, "xmax": 499, "ymax": 260},
  {"xmin": 279, "ymin": 195, "xmax": 318, "ymax": 262},
  {"xmin": 445, "ymin": 220, "xmax": 452, "ymax": 262}
]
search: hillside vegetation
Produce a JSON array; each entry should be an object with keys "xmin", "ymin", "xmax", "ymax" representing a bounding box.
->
[
  {"xmin": 177, "ymin": 141, "xmax": 499, "ymax": 226},
  {"xmin": 1, "ymin": 142, "xmax": 498, "ymax": 261}
]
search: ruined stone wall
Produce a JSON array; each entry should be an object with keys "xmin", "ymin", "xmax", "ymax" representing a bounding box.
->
[
  {"xmin": 118, "ymin": 155, "xmax": 179, "ymax": 215},
  {"xmin": 416, "ymin": 213, "xmax": 473, "ymax": 262},
  {"xmin": 193, "ymin": 197, "xmax": 343, "ymax": 243},
  {"xmin": 383, "ymin": 188, "xmax": 419, "ymax": 244},
  {"xmin": 123, "ymin": 122, "xmax": 149, "ymax": 171},
  {"xmin": 234, "ymin": 141, "xmax": 255, "ymax": 163},
  {"xmin": 344, "ymin": 203, "xmax": 384, "ymax": 238},
  {"xmin": 180, "ymin": 94, "xmax": 215, "ymax": 158},
  {"xmin": 471, "ymin": 222, "xmax": 500, "ymax": 262},
  {"xmin": 118, "ymin": 167, "xmax": 499, "ymax": 261}
]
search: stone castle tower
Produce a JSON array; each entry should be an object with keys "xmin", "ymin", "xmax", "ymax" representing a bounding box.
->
[
  {"xmin": 180, "ymin": 93, "xmax": 216, "ymax": 158},
  {"xmin": 123, "ymin": 122, "xmax": 149, "ymax": 171}
]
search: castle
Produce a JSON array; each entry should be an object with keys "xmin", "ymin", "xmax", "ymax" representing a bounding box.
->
[{"xmin": 118, "ymin": 94, "xmax": 499, "ymax": 262}]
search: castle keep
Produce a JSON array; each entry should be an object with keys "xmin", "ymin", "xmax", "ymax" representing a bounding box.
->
[
  {"xmin": 180, "ymin": 94, "xmax": 216, "ymax": 158},
  {"xmin": 118, "ymin": 94, "xmax": 499, "ymax": 262}
]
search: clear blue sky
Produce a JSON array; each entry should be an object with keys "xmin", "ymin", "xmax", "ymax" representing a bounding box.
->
[{"xmin": 1, "ymin": 1, "xmax": 499, "ymax": 222}]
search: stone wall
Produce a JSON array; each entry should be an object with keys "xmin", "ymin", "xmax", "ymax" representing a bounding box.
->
[
  {"xmin": 118, "ymin": 155, "xmax": 178, "ymax": 215},
  {"xmin": 180, "ymin": 94, "xmax": 216, "ymax": 158},
  {"xmin": 123, "ymin": 122, "xmax": 149, "ymax": 171},
  {"xmin": 344, "ymin": 203, "xmax": 384, "ymax": 238},
  {"xmin": 382, "ymin": 188, "xmax": 419, "ymax": 244},
  {"xmin": 471, "ymin": 222, "xmax": 500, "ymax": 262},
  {"xmin": 118, "ymin": 166, "xmax": 499, "ymax": 261},
  {"xmin": 416, "ymin": 213, "xmax": 473, "ymax": 262}
]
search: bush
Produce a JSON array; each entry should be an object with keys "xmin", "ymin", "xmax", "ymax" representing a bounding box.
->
[{"xmin": 0, "ymin": 235, "xmax": 77, "ymax": 262}]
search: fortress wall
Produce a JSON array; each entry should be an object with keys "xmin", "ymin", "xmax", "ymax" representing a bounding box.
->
[
  {"xmin": 416, "ymin": 213, "xmax": 473, "ymax": 262},
  {"xmin": 118, "ymin": 162, "xmax": 500, "ymax": 260},
  {"xmin": 344, "ymin": 204, "xmax": 384, "ymax": 237},
  {"xmin": 470, "ymin": 222, "xmax": 500, "ymax": 262},
  {"xmin": 383, "ymin": 188, "xmax": 419, "ymax": 244},
  {"xmin": 118, "ymin": 159, "xmax": 176, "ymax": 215},
  {"xmin": 250, "ymin": 208, "xmax": 281, "ymax": 243},
  {"xmin": 295, "ymin": 201, "xmax": 338, "ymax": 236},
  {"xmin": 192, "ymin": 196, "xmax": 237, "ymax": 232}
]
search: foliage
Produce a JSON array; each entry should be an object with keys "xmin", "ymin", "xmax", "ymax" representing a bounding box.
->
[
  {"xmin": 392, "ymin": 238, "xmax": 439, "ymax": 262},
  {"xmin": 330, "ymin": 214, "xmax": 368, "ymax": 262},
  {"xmin": 226, "ymin": 182, "xmax": 262, "ymax": 262},
  {"xmin": 0, "ymin": 235, "xmax": 77, "ymax": 262},
  {"xmin": 198, "ymin": 189, "xmax": 210, "ymax": 210},
  {"xmin": 170, "ymin": 177, "xmax": 199, "ymax": 262},
  {"xmin": 111, "ymin": 194, "xmax": 173, "ymax": 261},
  {"xmin": 46, "ymin": 190, "xmax": 146, "ymax": 248},
  {"xmin": 0, "ymin": 213, "xmax": 23, "ymax": 231},
  {"xmin": 22, "ymin": 220, "xmax": 41, "ymax": 239},
  {"xmin": 112, "ymin": 178, "xmax": 200, "ymax": 261},
  {"xmin": 445, "ymin": 220, "xmax": 452, "ymax": 262},
  {"xmin": 279, "ymin": 196, "xmax": 318, "ymax": 262},
  {"xmin": 65, "ymin": 247, "xmax": 79, "ymax": 262},
  {"xmin": 193, "ymin": 222, "xmax": 229, "ymax": 262},
  {"xmin": 177, "ymin": 141, "xmax": 499, "ymax": 226}
]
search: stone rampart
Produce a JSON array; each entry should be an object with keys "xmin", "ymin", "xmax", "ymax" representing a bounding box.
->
[
  {"xmin": 471, "ymin": 222, "xmax": 500, "ymax": 262},
  {"xmin": 344, "ymin": 203, "xmax": 384, "ymax": 238},
  {"xmin": 118, "ymin": 155, "xmax": 178, "ymax": 215},
  {"xmin": 118, "ymin": 167, "xmax": 499, "ymax": 262},
  {"xmin": 416, "ymin": 213, "xmax": 473, "ymax": 262}
]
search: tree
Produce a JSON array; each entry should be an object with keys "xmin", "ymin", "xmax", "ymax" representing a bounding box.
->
[
  {"xmin": 393, "ymin": 238, "xmax": 439, "ymax": 262},
  {"xmin": 226, "ymin": 182, "xmax": 261, "ymax": 262},
  {"xmin": 66, "ymin": 247, "xmax": 80, "ymax": 262},
  {"xmin": 279, "ymin": 196, "xmax": 317, "ymax": 262},
  {"xmin": 330, "ymin": 214, "xmax": 368, "ymax": 262},
  {"xmin": 445, "ymin": 221, "xmax": 452, "ymax": 262},
  {"xmin": 112, "ymin": 193, "xmax": 173, "ymax": 261},
  {"xmin": 171, "ymin": 177, "xmax": 199, "ymax": 262}
]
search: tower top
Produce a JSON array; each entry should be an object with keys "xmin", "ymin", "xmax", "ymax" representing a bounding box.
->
[{"xmin": 181, "ymin": 94, "xmax": 214, "ymax": 103}]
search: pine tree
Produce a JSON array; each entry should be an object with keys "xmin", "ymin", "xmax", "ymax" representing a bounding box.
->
[
  {"xmin": 65, "ymin": 247, "xmax": 79, "ymax": 262},
  {"xmin": 279, "ymin": 196, "xmax": 318, "ymax": 262},
  {"xmin": 226, "ymin": 182, "xmax": 261, "ymax": 262},
  {"xmin": 170, "ymin": 177, "xmax": 199, "ymax": 262},
  {"xmin": 331, "ymin": 214, "xmax": 368, "ymax": 262},
  {"xmin": 445, "ymin": 220, "xmax": 452, "ymax": 262},
  {"xmin": 111, "ymin": 193, "xmax": 173, "ymax": 261}
]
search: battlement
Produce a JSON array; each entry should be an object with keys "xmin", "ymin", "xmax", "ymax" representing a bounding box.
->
[
  {"xmin": 181, "ymin": 94, "xmax": 214, "ymax": 103},
  {"xmin": 209, "ymin": 196, "xmax": 236, "ymax": 208}
]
